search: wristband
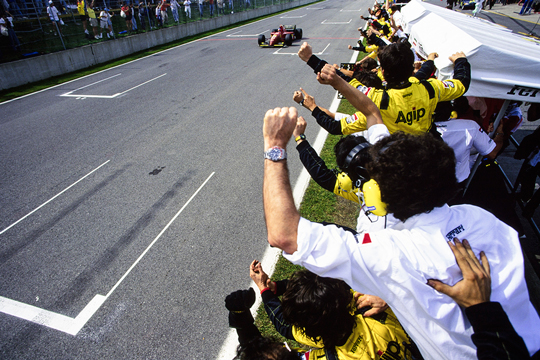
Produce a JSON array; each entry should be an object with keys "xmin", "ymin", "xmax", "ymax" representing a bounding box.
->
[
  {"xmin": 300, "ymin": 99, "xmax": 305, "ymax": 107},
  {"xmin": 260, "ymin": 287, "xmax": 271, "ymax": 295},
  {"xmin": 295, "ymin": 134, "xmax": 306, "ymax": 142}
]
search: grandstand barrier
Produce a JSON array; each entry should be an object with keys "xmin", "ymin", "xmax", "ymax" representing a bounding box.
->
[{"xmin": 0, "ymin": 0, "xmax": 317, "ymax": 91}]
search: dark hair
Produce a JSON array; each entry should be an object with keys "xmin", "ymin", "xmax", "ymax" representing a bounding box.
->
[
  {"xmin": 433, "ymin": 101, "xmax": 452, "ymax": 122},
  {"xmin": 367, "ymin": 132, "xmax": 459, "ymax": 221},
  {"xmin": 335, "ymin": 135, "xmax": 372, "ymax": 183},
  {"xmin": 234, "ymin": 336, "xmax": 298, "ymax": 360},
  {"xmin": 354, "ymin": 70, "xmax": 383, "ymax": 89},
  {"xmin": 452, "ymin": 96, "xmax": 470, "ymax": 118},
  {"xmin": 378, "ymin": 42, "xmax": 415, "ymax": 85},
  {"xmin": 356, "ymin": 57, "xmax": 378, "ymax": 72},
  {"xmin": 281, "ymin": 270, "xmax": 355, "ymax": 349}
]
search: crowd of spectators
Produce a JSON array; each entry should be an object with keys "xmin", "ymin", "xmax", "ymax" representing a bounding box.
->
[
  {"xmin": 0, "ymin": 0, "xmax": 252, "ymax": 58},
  {"xmin": 226, "ymin": 1, "xmax": 540, "ymax": 359}
]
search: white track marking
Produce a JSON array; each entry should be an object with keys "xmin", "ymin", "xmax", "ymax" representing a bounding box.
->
[
  {"xmin": 0, "ymin": 173, "xmax": 215, "ymax": 335},
  {"xmin": 106, "ymin": 172, "xmax": 215, "ymax": 297},
  {"xmin": 322, "ymin": 19, "xmax": 353, "ymax": 24},
  {"xmin": 0, "ymin": 160, "xmax": 111, "ymax": 236},
  {"xmin": 340, "ymin": 8, "xmax": 362, "ymax": 11},
  {"xmin": 280, "ymin": 14, "xmax": 307, "ymax": 18},
  {"xmin": 0, "ymin": 294, "xmax": 107, "ymax": 336},
  {"xmin": 60, "ymin": 73, "xmax": 167, "ymax": 99},
  {"xmin": 0, "ymin": 15, "xmax": 285, "ymax": 106},
  {"xmin": 226, "ymin": 29, "xmax": 269, "ymax": 37},
  {"xmin": 273, "ymin": 43, "xmax": 330, "ymax": 55}
]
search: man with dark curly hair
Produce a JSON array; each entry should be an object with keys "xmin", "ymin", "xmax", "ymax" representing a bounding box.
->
[
  {"xmin": 261, "ymin": 74, "xmax": 540, "ymax": 359},
  {"xmin": 367, "ymin": 131, "xmax": 459, "ymax": 221}
]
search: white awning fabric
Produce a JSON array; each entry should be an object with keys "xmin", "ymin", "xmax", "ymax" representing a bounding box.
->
[{"xmin": 400, "ymin": 0, "xmax": 540, "ymax": 103}]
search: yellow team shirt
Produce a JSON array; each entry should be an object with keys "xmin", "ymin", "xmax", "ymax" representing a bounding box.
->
[
  {"xmin": 365, "ymin": 44, "xmax": 379, "ymax": 60},
  {"xmin": 340, "ymin": 77, "xmax": 465, "ymax": 135},
  {"xmin": 87, "ymin": 7, "xmax": 96, "ymax": 18},
  {"xmin": 77, "ymin": 0, "xmax": 86, "ymax": 15},
  {"xmin": 292, "ymin": 303, "xmax": 414, "ymax": 360}
]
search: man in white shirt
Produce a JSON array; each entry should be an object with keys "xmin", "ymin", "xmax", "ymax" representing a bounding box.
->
[
  {"xmin": 46, "ymin": 0, "xmax": 63, "ymax": 35},
  {"xmin": 436, "ymin": 118, "xmax": 501, "ymax": 183},
  {"xmin": 261, "ymin": 65, "xmax": 540, "ymax": 360}
]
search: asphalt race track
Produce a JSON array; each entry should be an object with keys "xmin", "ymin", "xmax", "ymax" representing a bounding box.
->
[{"xmin": 0, "ymin": 0, "xmax": 371, "ymax": 358}]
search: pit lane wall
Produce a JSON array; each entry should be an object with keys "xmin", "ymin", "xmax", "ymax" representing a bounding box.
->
[{"xmin": 0, "ymin": 0, "xmax": 317, "ymax": 91}]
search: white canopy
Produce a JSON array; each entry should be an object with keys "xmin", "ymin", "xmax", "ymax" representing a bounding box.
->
[{"xmin": 400, "ymin": 0, "xmax": 540, "ymax": 103}]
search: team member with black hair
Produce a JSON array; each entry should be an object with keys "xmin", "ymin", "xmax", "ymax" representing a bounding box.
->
[
  {"xmin": 249, "ymin": 261, "xmax": 417, "ymax": 360},
  {"xmin": 261, "ymin": 76, "xmax": 540, "ymax": 359},
  {"xmin": 297, "ymin": 42, "xmax": 470, "ymax": 136}
]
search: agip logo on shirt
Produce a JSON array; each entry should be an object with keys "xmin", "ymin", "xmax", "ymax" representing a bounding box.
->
[{"xmin": 395, "ymin": 107, "xmax": 426, "ymax": 125}]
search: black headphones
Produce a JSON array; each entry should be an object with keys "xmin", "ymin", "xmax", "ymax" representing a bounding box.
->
[{"xmin": 343, "ymin": 142, "xmax": 371, "ymax": 187}]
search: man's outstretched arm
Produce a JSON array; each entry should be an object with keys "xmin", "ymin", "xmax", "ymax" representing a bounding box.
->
[
  {"xmin": 263, "ymin": 107, "xmax": 300, "ymax": 254},
  {"xmin": 318, "ymin": 64, "xmax": 383, "ymax": 129}
]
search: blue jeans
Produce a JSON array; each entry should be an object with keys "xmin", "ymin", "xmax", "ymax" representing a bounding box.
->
[
  {"xmin": 209, "ymin": 3, "xmax": 213, "ymax": 16},
  {"xmin": 520, "ymin": 0, "xmax": 533, "ymax": 14},
  {"xmin": 171, "ymin": 6, "xmax": 179, "ymax": 21},
  {"xmin": 198, "ymin": 3, "xmax": 203, "ymax": 17}
]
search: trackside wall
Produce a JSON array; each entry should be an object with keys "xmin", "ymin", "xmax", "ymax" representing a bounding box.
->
[{"xmin": 0, "ymin": 0, "xmax": 317, "ymax": 91}]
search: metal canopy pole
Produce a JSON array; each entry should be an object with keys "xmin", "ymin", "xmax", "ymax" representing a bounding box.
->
[{"xmin": 462, "ymin": 99, "xmax": 511, "ymax": 196}]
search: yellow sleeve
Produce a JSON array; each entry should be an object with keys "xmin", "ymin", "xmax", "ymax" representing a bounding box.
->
[
  {"xmin": 429, "ymin": 78, "xmax": 466, "ymax": 102},
  {"xmin": 340, "ymin": 111, "xmax": 368, "ymax": 135},
  {"xmin": 349, "ymin": 78, "xmax": 362, "ymax": 88},
  {"xmin": 377, "ymin": 68, "xmax": 384, "ymax": 81},
  {"xmin": 365, "ymin": 44, "xmax": 378, "ymax": 53}
]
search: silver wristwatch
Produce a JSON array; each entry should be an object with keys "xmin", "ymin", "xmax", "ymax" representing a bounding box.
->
[{"xmin": 264, "ymin": 146, "xmax": 287, "ymax": 161}]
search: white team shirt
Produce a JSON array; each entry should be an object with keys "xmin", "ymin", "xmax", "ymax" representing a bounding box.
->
[
  {"xmin": 392, "ymin": 10, "xmax": 403, "ymax": 29},
  {"xmin": 284, "ymin": 205, "xmax": 540, "ymax": 360},
  {"xmin": 436, "ymin": 119, "xmax": 496, "ymax": 182},
  {"xmin": 47, "ymin": 5, "xmax": 60, "ymax": 21}
]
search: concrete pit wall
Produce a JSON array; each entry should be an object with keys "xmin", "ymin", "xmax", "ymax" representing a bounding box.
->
[{"xmin": 0, "ymin": 0, "xmax": 316, "ymax": 91}]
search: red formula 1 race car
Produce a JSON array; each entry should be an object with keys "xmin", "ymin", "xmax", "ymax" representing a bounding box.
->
[{"xmin": 258, "ymin": 25, "xmax": 303, "ymax": 47}]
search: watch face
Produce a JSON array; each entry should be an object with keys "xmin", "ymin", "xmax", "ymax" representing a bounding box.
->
[{"xmin": 265, "ymin": 147, "xmax": 286, "ymax": 161}]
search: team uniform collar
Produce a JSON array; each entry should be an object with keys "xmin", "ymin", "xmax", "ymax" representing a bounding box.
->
[{"xmin": 386, "ymin": 80, "xmax": 412, "ymax": 90}]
